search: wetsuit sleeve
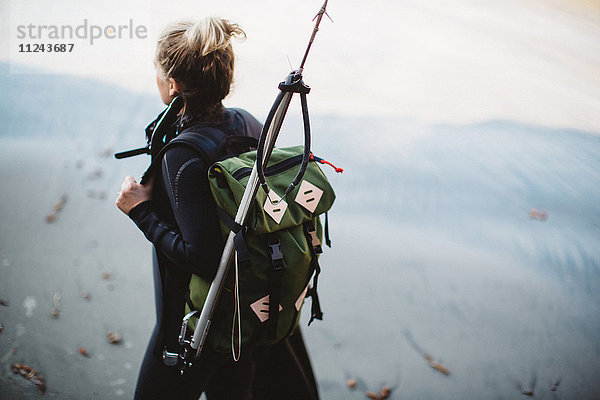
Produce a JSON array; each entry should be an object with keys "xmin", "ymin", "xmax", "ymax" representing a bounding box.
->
[{"xmin": 128, "ymin": 145, "xmax": 222, "ymax": 281}]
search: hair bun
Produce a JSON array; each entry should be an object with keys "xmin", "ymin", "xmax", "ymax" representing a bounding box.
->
[
  {"xmin": 155, "ymin": 16, "xmax": 246, "ymax": 121},
  {"xmin": 185, "ymin": 17, "xmax": 245, "ymax": 57}
]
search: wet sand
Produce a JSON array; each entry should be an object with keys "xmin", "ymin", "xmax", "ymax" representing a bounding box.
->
[
  {"xmin": 304, "ymin": 118, "xmax": 600, "ymax": 399},
  {"xmin": 1, "ymin": 110, "xmax": 599, "ymax": 399}
]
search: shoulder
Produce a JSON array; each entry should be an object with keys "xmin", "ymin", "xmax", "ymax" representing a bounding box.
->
[
  {"xmin": 160, "ymin": 144, "xmax": 208, "ymax": 190},
  {"xmin": 229, "ymin": 108, "xmax": 258, "ymax": 124},
  {"xmin": 161, "ymin": 144, "xmax": 207, "ymax": 174},
  {"xmin": 226, "ymin": 108, "xmax": 263, "ymax": 139},
  {"xmin": 162, "ymin": 129, "xmax": 224, "ymax": 165}
]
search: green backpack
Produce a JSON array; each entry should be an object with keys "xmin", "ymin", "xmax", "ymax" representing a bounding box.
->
[{"xmin": 183, "ymin": 144, "xmax": 336, "ymax": 353}]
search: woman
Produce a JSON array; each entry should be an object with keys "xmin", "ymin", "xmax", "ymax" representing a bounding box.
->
[{"xmin": 116, "ymin": 17, "xmax": 319, "ymax": 400}]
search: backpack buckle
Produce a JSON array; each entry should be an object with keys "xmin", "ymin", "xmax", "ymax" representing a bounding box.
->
[
  {"xmin": 304, "ymin": 222, "xmax": 323, "ymax": 255},
  {"xmin": 308, "ymin": 227, "xmax": 322, "ymax": 255},
  {"xmin": 268, "ymin": 237, "xmax": 285, "ymax": 270}
]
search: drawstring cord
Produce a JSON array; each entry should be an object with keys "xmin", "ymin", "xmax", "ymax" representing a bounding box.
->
[
  {"xmin": 310, "ymin": 153, "xmax": 344, "ymax": 173},
  {"xmin": 263, "ymin": 153, "xmax": 343, "ymax": 207}
]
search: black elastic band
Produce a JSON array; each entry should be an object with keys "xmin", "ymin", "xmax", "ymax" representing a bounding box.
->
[
  {"xmin": 216, "ymin": 207, "xmax": 250, "ymax": 267},
  {"xmin": 266, "ymin": 233, "xmax": 285, "ymax": 340},
  {"xmin": 324, "ymin": 212, "xmax": 331, "ymax": 248},
  {"xmin": 216, "ymin": 207, "xmax": 242, "ymax": 234},
  {"xmin": 307, "ymin": 286, "xmax": 323, "ymax": 325},
  {"xmin": 185, "ymin": 292, "xmax": 196, "ymax": 311},
  {"xmin": 233, "ymin": 230, "xmax": 251, "ymax": 266}
]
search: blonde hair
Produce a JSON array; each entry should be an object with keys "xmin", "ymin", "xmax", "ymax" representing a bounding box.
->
[{"xmin": 155, "ymin": 17, "xmax": 246, "ymax": 121}]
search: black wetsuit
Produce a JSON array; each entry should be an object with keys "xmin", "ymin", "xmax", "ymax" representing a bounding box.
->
[{"xmin": 129, "ymin": 108, "xmax": 319, "ymax": 400}]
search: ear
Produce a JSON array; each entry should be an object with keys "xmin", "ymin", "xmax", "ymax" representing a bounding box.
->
[{"xmin": 168, "ymin": 78, "xmax": 181, "ymax": 96}]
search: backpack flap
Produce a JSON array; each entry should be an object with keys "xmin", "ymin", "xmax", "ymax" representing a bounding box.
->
[{"xmin": 208, "ymin": 145, "xmax": 336, "ymax": 233}]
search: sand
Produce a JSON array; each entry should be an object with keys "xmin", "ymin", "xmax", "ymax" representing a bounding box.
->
[{"xmin": 1, "ymin": 90, "xmax": 599, "ymax": 398}]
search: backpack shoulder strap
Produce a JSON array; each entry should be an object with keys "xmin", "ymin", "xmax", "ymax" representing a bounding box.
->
[
  {"xmin": 168, "ymin": 127, "xmax": 228, "ymax": 164},
  {"xmin": 140, "ymin": 126, "xmax": 227, "ymax": 182}
]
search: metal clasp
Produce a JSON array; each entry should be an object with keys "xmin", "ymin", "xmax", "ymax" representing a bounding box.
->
[
  {"xmin": 162, "ymin": 349, "xmax": 179, "ymax": 367},
  {"xmin": 179, "ymin": 310, "xmax": 199, "ymax": 346},
  {"xmin": 159, "ymin": 310, "xmax": 200, "ymax": 374}
]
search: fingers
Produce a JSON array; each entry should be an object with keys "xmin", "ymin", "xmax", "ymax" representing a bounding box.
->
[
  {"xmin": 116, "ymin": 175, "xmax": 152, "ymax": 215},
  {"xmin": 115, "ymin": 190, "xmax": 127, "ymax": 214},
  {"xmin": 121, "ymin": 175, "xmax": 136, "ymax": 191}
]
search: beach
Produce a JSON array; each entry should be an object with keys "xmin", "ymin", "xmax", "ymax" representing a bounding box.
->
[{"xmin": 1, "ymin": 0, "xmax": 600, "ymax": 398}]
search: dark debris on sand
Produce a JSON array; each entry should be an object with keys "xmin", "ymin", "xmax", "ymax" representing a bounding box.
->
[
  {"xmin": 10, "ymin": 363, "xmax": 46, "ymax": 394},
  {"xmin": 107, "ymin": 331, "xmax": 123, "ymax": 345},
  {"xmin": 45, "ymin": 194, "xmax": 68, "ymax": 223},
  {"xmin": 365, "ymin": 385, "xmax": 392, "ymax": 400}
]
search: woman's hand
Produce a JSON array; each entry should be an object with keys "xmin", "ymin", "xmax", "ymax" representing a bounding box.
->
[{"xmin": 116, "ymin": 176, "xmax": 154, "ymax": 215}]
